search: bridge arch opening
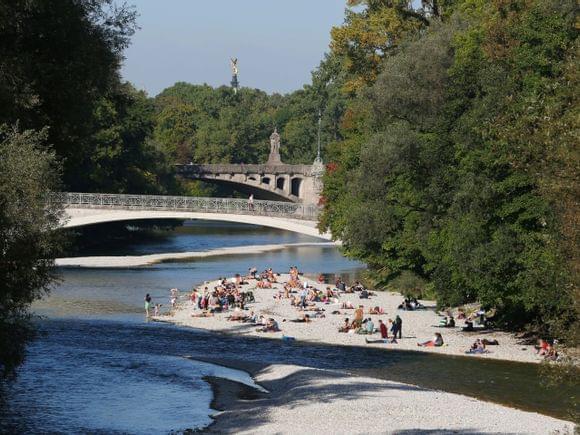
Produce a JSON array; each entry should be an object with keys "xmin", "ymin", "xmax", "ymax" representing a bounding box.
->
[
  {"xmin": 291, "ymin": 177, "xmax": 302, "ymax": 198},
  {"xmin": 276, "ymin": 177, "xmax": 285, "ymax": 190}
]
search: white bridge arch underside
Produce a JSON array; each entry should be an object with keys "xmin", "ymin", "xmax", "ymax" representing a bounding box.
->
[{"xmin": 63, "ymin": 208, "xmax": 331, "ymax": 240}]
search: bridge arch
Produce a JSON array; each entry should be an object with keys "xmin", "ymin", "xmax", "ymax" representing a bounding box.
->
[
  {"xmin": 276, "ymin": 177, "xmax": 285, "ymax": 191},
  {"xmin": 176, "ymin": 163, "xmax": 321, "ymax": 205},
  {"xmin": 291, "ymin": 177, "xmax": 302, "ymax": 198},
  {"xmin": 63, "ymin": 209, "xmax": 330, "ymax": 240},
  {"xmin": 53, "ymin": 193, "xmax": 332, "ymax": 241}
]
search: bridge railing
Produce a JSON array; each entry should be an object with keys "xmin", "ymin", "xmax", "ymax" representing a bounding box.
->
[
  {"xmin": 175, "ymin": 163, "xmax": 313, "ymax": 176},
  {"xmin": 50, "ymin": 192, "xmax": 320, "ymax": 221}
]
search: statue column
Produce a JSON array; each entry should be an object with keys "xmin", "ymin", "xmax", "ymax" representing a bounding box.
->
[{"xmin": 267, "ymin": 128, "xmax": 282, "ymax": 165}]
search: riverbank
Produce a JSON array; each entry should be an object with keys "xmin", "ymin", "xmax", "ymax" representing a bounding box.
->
[
  {"xmin": 199, "ymin": 358, "xmax": 574, "ymax": 434},
  {"xmin": 160, "ymin": 274, "xmax": 547, "ymax": 364},
  {"xmin": 54, "ymin": 242, "xmax": 336, "ymax": 268}
]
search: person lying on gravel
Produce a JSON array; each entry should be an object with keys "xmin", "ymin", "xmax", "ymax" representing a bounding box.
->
[
  {"xmin": 366, "ymin": 324, "xmax": 398, "ymax": 343},
  {"xmin": 366, "ymin": 337, "xmax": 398, "ymax": 344},
  {"xmin": 191, "ymin": 311, "xmax": 214, "ymax": 318},
  {"xmin": 257, "ymin": 279, "xmax": 273, "ymax": 289},
  {"xmin": 243, "ymin": 311, "xmax": 258, "ymax": 323},
  {"xmin": 369, "ymin": 306, "xmax": 384, "ymax": 315},
  {"xmin": 481, "ymin": 338, "xmax": 498, "ymax": 345},
  {"xmin": 418, "ymin": 332, "xmax": 444, "ymax": 347},
  {"xmin": 341, "ymin": 301, "xmax": 355, "ymax": 309},
  {"xmin": 256, "ymin": 318, "xmax": 280, "ymax": 332},
  {"xmin": 302, "ymin": 306, "xmax": 325, "ymax": 312},
  {"xmin": 398, "ymin": 297, "xmax": 424, "ymax": 311},
  {"xmin": 290, "ymin": 314, "xmax": 311, "ymax": 323},
  {"xmin": 227, "ymin": 309, "xmax": 248, "ymax": 321}
]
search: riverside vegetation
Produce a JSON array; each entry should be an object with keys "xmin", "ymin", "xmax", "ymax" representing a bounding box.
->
[{"xmin": 0, "ymin": 0, "xmax": 577, "ymax": 382}]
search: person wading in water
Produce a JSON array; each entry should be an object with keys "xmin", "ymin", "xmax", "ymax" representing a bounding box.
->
[{"xmin": 144, "ymin": 293, "xmax": 152, "ymax": 317}]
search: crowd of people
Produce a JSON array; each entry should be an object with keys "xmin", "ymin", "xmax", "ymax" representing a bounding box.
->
[{"xmin": 142, "ymin": 265, "xmax": 558, "ymax": 361}]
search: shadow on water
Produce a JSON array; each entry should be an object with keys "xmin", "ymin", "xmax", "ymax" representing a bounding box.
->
[{"xmin": 27, "ymin": 318, "xmax": 579, "ymax": 421}]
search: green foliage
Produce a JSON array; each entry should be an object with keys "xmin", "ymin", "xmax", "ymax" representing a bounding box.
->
[
  {"xmin": 0, "ymin": 0, "xmax": 138, "ymax": 190},
  {"xmin": 0, "ymin": 126, "xmax": 63, "ymax": 377},
  {"xmin": 87, "ymin": 83, "xmax": 180, "ymax": 194},
  {"xmin": 321, "ymin": 0, "xmax": 578, "ymax": 339},
  {"xmin": 151, "ymin": 62, "xmax": 348, "ymax": 168},
  {"xmin": 386, "ymin": 271, "xmax": 430, "ymax": 299}
]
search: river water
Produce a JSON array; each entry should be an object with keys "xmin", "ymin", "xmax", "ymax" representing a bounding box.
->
[{"xmin": 0, "ymin": 221, "xmax": 576, "ymax": 433}]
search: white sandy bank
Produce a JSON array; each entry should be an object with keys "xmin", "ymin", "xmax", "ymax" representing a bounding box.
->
[
  {"xmin": 55, "ymin": 242, "xmax": 336, "ymax": 268},
  {"xmin": 211, "ymin": 363, "xmax": 574, "ymax": 434},
  {"xmin": 163, "ymin": 274, "xmax": 546, "ymax": 364}
]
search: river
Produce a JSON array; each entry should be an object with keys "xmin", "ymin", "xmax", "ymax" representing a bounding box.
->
[{"xmin": 0, "ymin": 221, "xmax": 576, "ymax": 433}]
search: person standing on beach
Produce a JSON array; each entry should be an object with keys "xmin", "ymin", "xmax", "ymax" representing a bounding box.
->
[
  {"xmin": 394, "ymin": 315, "xmax": 403, "ymax": 339},
  {"xmin": 144, "ymin": 293, "xmax": 152, "ymax": 317},
  {"xmin": 299, "ymin": 287, "xmax": 308, "ymax": 309},
  {"xmin": 379, "ymin": 319, "xmax": 389, "ymax": 339}
]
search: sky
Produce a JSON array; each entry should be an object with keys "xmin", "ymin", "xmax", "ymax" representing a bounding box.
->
[{"xmin": 121, "ymin": 0, "xmax": 348, "ymax": 97}]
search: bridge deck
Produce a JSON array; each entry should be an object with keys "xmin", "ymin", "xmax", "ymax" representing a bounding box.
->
[{"xmin": 51, "ymin": 192, "xmax": 319, "ymax": 220}]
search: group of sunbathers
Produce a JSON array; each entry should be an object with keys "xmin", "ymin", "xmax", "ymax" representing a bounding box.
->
[
  {"xmin": 398, "ymin": 297, "xmax": 425, "ymax": 311},
  {"xmin": 189, "ymin": 281, "xmax": 253, "ymax": 315}
]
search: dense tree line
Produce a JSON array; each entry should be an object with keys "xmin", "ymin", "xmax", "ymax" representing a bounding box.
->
[
  {"xmin": 319, "ymin": 0, "xmax": 578, "ymax": 342},
  {"xmin": 0, "ymin": 0, "xmax": 176, "ymax": 194},
  {"xmin": 151, "ymin": 77, "xmax": 345, "ymax": 167}
]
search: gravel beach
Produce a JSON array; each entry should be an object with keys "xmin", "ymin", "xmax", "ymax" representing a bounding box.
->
[
  {"xmin": 201, "ymin": 361, "xmax": 575, "ymax": 434},
  {"xmin": 157, "ymin": 274, "xmax": 577, "ymax": 433},
  {"xmin": 162, "ymin": 273, "xmax": 547, "ymax": 364}
]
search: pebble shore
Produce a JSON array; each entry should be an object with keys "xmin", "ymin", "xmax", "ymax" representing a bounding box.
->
[
  {"xmin": 201, "ymin": 360, "xmax": 575, "ymax": 434},
  {"xmin": 164, "ymin": 273, "xmax": 546, "ymax": 364}
]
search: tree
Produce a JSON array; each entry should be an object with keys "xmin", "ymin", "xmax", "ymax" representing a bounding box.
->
[
  {"xmin": 321, "ymin": 0, "xmax": 578, "ymax": 337},
  {"xmin": 0, "ymin": 126, "xmax": 63, "ymax": 377},
  {"xmin": 329, "ymin": 0, "xmax": 431, "ymax": 92},
  {"xmin": 87, "ymin": 83, "xmax": 179, "ymax": 194},
  {"xmin": 0, "ymin": 0, "xmax": 138, "ymax": 190}
]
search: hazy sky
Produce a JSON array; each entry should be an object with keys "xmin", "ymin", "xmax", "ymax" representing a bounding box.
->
[{"xmin": 121, "ymin": 0, "xmax": 348, "ymax": 97}]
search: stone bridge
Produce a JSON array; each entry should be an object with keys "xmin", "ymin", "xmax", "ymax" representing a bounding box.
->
[
  {"xmin": 175, "ymin": 163, "xmax": 322, "ymax": 204},
  {"xmin": 175, "ymin": 128, "xmax": 325, "ymax": 204},
  {"xmin": 53, "ymin": 192, "xmax": 331, "ymax": 240}
]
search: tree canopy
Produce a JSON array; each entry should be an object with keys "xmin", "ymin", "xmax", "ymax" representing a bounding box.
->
[{"xmin": 320, "ymin": 0, "xmax": 579, "ymax": 340}]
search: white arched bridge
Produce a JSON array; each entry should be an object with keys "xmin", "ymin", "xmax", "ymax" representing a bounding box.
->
[{"xmin": 52, "ymin": 192, "xmax": 331, "ymax": 240}]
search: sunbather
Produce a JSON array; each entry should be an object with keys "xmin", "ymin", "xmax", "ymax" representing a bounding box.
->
[{"xmin": 418, "ymin": 332, "xmax": 444, "ymax": 347}]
